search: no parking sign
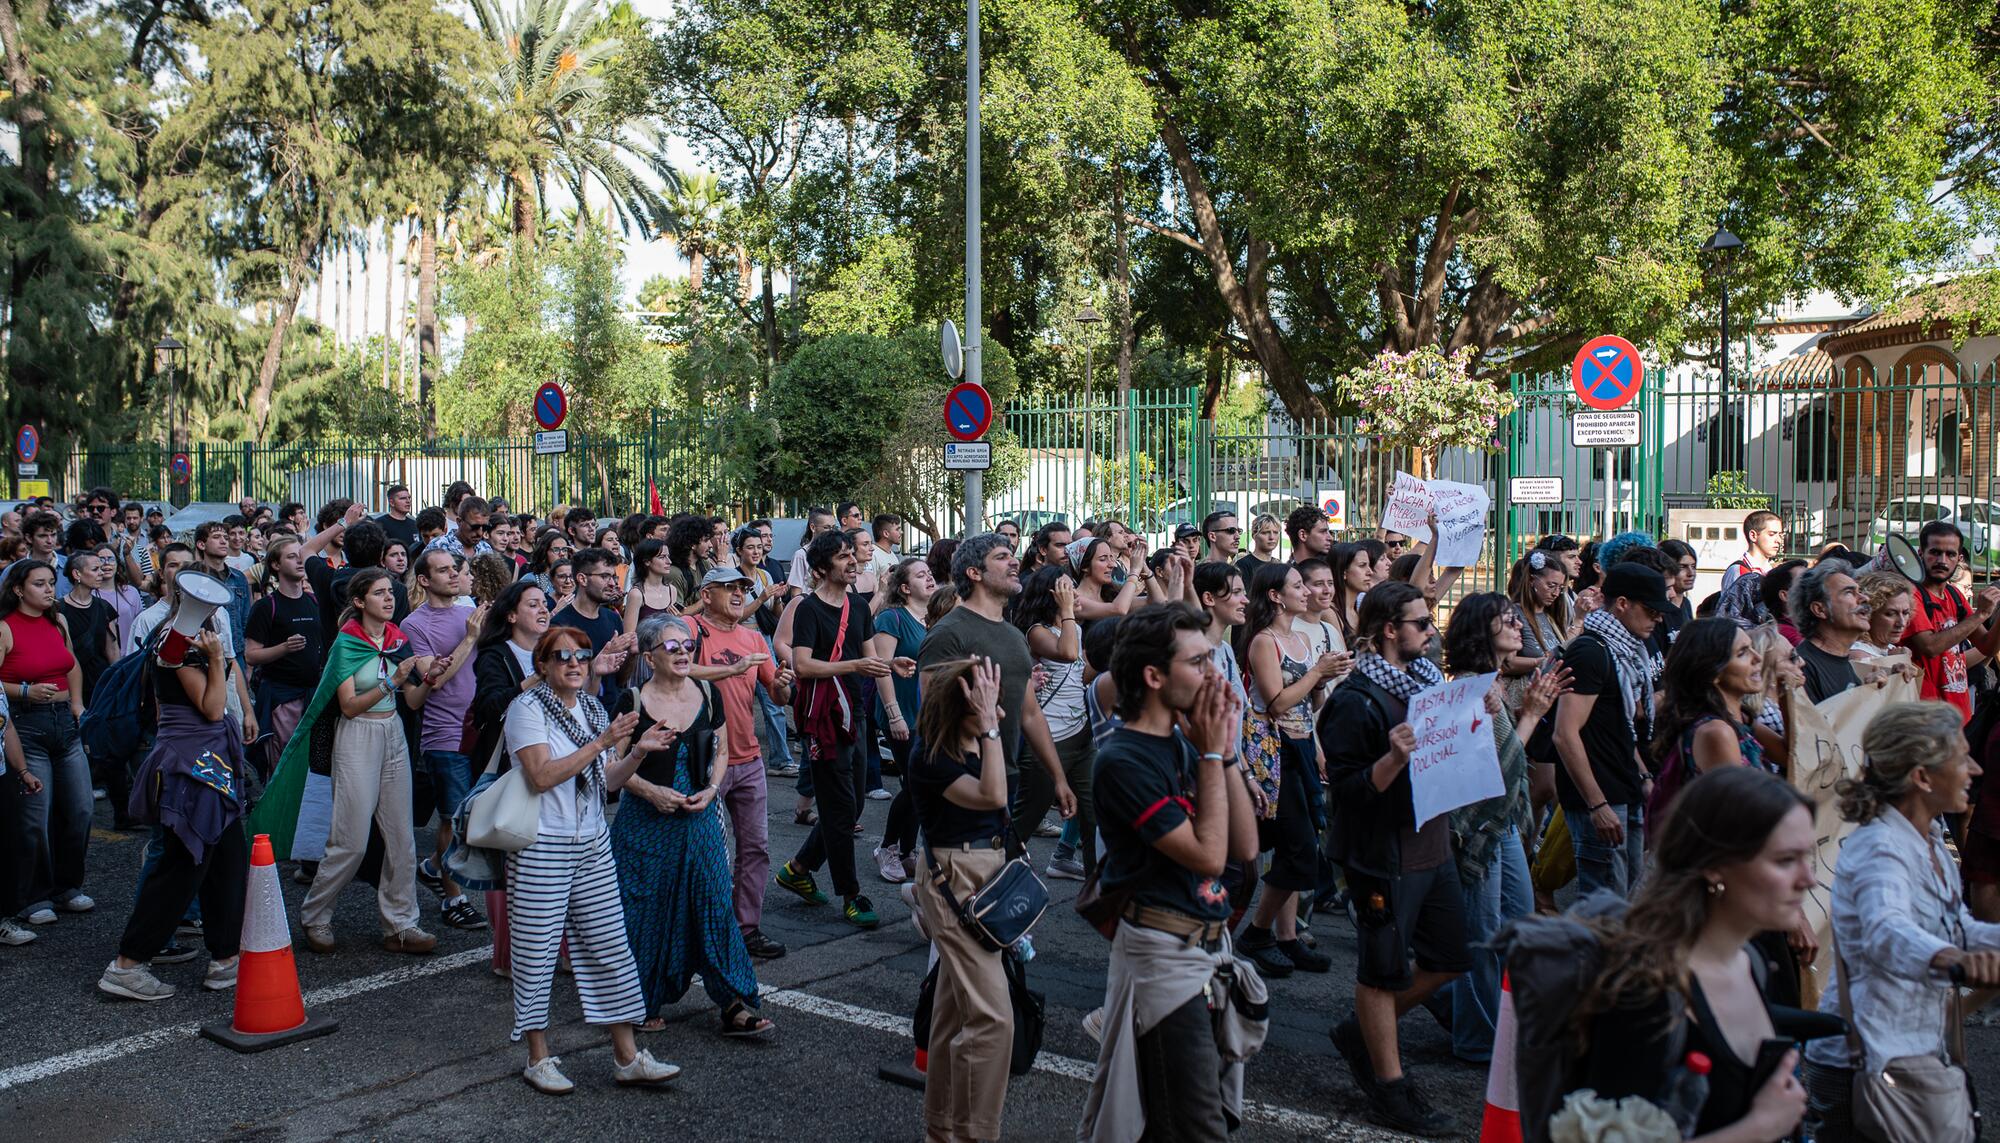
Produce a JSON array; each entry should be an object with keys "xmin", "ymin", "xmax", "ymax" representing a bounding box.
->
[{"xmin": 1318, "ymin": 489, "xmax": 1346, "ymax": 528}]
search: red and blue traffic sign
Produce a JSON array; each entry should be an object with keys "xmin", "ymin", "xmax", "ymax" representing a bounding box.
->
[
  {"xmin": 169, "ymin": 452, "xmax": 192, "ymax": 482},
  {"xmin": 944, "ymin": 381, "xmax": 994, "ymax": 443},
  {"xmin": 1571, "ymin": 335, "xmax": 1645, "ymax": 411},
  {"xmin": 533, "ymin": 382, "xmax": 568, "ymax": 431},
  {"xmin": 14, "ymin": 424, "xmax": 37, "ymax": 464}
]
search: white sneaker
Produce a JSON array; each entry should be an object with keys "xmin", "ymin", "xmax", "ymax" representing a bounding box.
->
[
  {"xmin": 0, "ymin": 917, "xmax": 36, "ymax": 945},
  {"xmin": 56, "ymin": 894, "xmax": 94, "ymax": 913},
  {"xmin": 98, "ymin": 960, "xmax": 177, "ymax": 1002},
  {"xmin": 203, "ymin": 959, "xmax": 238, "ymax": 991},
  {"xmin": 25, "ymin": 907, "xmax": 56, "ymax": 925},
  {"xmin": 866, "ymin": 787, "xmax": 892, "ymax": 801},
  {"xmin": 613, "ymin": 1048, "xmax": 681, "ymax": 1086},
  {"xmin": 1082, "ymin": 1007, "xmax": 1106, "ymax": 1043},
  {"xmin": 522, "ymin": 1055, "xmax": 574, "ymax": 1095},
  {"xmin": 873, "ymin": 846, "xmax": 908, "ymax": 884}
]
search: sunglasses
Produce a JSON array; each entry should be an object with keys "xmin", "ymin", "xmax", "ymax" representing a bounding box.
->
[
  {"xmin": 1396, "ymin": 616, "xmax": 1436, "ymax": 631},
  {"xmin": 648, "ymin": 638, "xmax": 698, "ymax": 654},
  {"xmin": 545, "ymin": 648, "xmax": 594, "ymax": 664}
]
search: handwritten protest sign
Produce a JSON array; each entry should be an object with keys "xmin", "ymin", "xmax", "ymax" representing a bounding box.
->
[
  {"xmin": 1379, "ymin": 471, "xmax": 1489, "ymax": 567},
  {"xmin": 1785, "ymin": 671, "xmax": 1918, "ymax": 1000},
  {"xmin": 1381, "ymin": 471, "xmax": 1434, "ymax": 540},
  {"xmin": 1428, "ymin": 480, "xmax": 1490, "ymax": 568},
  {"xmin": 1408, "ymin": 671, "xmax": 1503, "ymax": 828}
]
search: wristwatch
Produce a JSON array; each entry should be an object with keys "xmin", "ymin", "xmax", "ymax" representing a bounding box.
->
[{"xmin": 980, "ymin": 727, "xmax": 1001, "ymax": 741}]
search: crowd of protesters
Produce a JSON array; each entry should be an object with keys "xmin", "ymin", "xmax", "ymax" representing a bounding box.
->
[{"xmin": 7, "ymin": 485, "xmax": 2000, "ymax": 1140}]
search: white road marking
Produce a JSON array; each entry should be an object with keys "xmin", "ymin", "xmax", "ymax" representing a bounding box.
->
[
  {"xmin": 6, "ymin": 949, "xmax": 1406, "ymax": 1140},
  {"xmin": 0, "ymin": 947, "xmax": 491, "ymax": 1091},
  {"xmin": 756, "ymin": 985, "xmax": 1407, "ymax": 1141}
]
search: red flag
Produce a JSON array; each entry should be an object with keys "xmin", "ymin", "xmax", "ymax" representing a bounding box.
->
[{"xmin": 648, "ymin": 480, "xmax": 663, "ymax": 516}]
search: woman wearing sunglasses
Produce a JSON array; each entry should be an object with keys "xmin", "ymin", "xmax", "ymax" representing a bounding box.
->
[
  {"xmin": 610, "ymin": 614, "xmax": 773, "ymax": 1039},
  {"xmin": 504, "ymin": 625, "xmax": 678, "ymax": 1094}
]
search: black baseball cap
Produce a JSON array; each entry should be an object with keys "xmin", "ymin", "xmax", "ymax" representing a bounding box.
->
[
  {"xmin": 1174, "ymin": 523, "xmax": 1201, "ymax": 541},
  {"xmin": 1602, "ymin": 562, "xmax": 1673, "ymax": 615}
]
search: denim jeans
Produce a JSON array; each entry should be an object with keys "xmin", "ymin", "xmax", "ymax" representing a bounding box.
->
[
  {"xmin": 1570, "ymin": 803, "xmax": 1646, "ymax": 898},
  {"xmin": 1442, "ymin": 826, "xmax": 1533, "ymax": 1061},
  {"xmin": 6, "ymin": 705, "xmax": 92, "ymax": 915},
  {"xmin": 757, "ymin": 633, "xmax": 795, "ymax": 770}
]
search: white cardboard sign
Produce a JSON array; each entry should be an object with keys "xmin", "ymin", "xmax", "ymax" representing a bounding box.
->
[
  {"xmin": 1407, "ymin": 671, "xmax": 1505, "ymax": 829},
  {"xmin": 1380, "ymin": 470, "xmax": 1490, "ymax": 568},
  {"xmin": 1381, "ymin": 470, "xmax": 1435, "ymax": 539}
]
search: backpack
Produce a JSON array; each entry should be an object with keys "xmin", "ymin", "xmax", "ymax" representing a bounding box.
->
[{"xmin": 80, "ymin": 628, "xmax": 164, "ymax": 762}]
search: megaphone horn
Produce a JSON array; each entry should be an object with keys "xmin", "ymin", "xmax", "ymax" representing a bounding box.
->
[{"xmin": 158, "ymin": 570, "xmax": 232, "ymax": 666}]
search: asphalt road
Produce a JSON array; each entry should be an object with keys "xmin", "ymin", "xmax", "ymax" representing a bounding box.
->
[{"xmin": 7, "ymin": 779, "xmax": 2000, "ymax": 1142}]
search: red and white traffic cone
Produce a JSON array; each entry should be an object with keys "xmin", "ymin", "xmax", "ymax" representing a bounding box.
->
[
  {"xmin": 201, "ymin": 833, "xmax": 339, "ymax": 1053},
  {"xmin": 1479, "ymin": 972, "xmax": 1523, "ymax": 1143}
]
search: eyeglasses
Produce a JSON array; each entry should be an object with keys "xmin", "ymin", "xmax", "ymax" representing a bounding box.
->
[
  {"xmin": 648, "ymin": 639, "xmax": 698, "ymax": 654},
  {"xmin": 1495, "ymin": 613, "xmax": 1523, "ymax": 629},
  {"xmin": 1175, "ymin": 651, "xmax": 1213, "ymax": 669},
  {"xmin": 1214, "ymin": 527, "xmax": 1241, "ymax": 536},
  {"xmin": 545, "ymin": 648, "xmax": 594, "ymax": 664},
  {"xmin": 461, "ymin": 522, "xmax": 488, "ymax": 534},
  {"xmin": 1396, "ymin": 616, "xmax": 1436, "ymax": 631}
]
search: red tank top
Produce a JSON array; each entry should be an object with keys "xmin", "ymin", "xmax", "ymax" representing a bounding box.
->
[{"xmin": 1, "ymin": 610, "xmax": 76, "ymax": 688}]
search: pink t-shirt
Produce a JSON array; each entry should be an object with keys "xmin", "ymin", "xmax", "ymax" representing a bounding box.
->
[
  {"xmin": 690, "ymin": 615, "xmax": 778, "ymax": 765},
  {"xmin": 400, "ymin": 601, "xmax": 475, "ymax": 752}
]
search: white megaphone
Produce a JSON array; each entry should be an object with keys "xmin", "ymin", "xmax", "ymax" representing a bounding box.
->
[{"xmin": 159, "ymin": 570, "xmax": 232, "ymax": 666}]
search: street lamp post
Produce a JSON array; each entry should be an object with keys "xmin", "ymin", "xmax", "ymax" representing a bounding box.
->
[
  {"xmin": 154, "ymin": 334, "xmax": 186, "ymax": 451},
  {"xmin": 1702, "ymin": 226, "xmax": 1743, "ymax": 472},
  {"xmin": 1075, "ymin": 304, "xmax": 1104, "ymax": 522},
  {"xmin": 961, "ymin": 0, "xmax": 983, "ymax": 536}
]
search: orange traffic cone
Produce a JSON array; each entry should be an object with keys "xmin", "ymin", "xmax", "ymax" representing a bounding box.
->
[
  {"xmin": 201, "ymin": 833, "xmax": 340, "ymax": 1053},
  {"xmin": 1479, "ymin": 972, "xmax": 1523, "ymax": 1143}
]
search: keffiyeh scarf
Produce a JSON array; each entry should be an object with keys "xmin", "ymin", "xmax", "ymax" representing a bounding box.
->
[
  {"xmin": 528, "ymin": 684, "xmax": 610, "ymax": 807},
  {"xmin": 1354, "ymin": 651, "xmax": 1444, "ymax": 701},
  {"xmin": 1583, "ymin": 607, "xmax": 1653, "ymax": 742}
]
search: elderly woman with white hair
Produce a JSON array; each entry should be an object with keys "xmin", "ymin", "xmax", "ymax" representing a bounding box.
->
[
  {"xmin": 610, "ymin": 613, "xmax": 772, "ymax": 1038},
  {"xmin": 1805, "ymin": 700, "xmax": 2000, "ymax": 1141}
]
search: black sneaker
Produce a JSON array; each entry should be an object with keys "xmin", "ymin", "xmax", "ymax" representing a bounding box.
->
[
  {"xmin": 416, "ymin": 859, "xmax": 449, "ymax": 900},
  {"xmin": 1277, "ymin": 938, "xmax": 1330, "ymax": 973},
  {"xmin": 1365, "ymin": 1075, "xmax": 1459, "ymax": 1137},
  {"xmin": 743, "ymin": 928, "xmax": 786, "ymax": 959},
  {"xmin": 440, "ymin": 897, "xmax": 488, "ymax": 930},
  {"xmin": 1330, "ymin": 1015, "xmax": 1376, "ymax": 1096},
  {"xmin": 1238, "ymin": 936, "xmax": 1294, "ymax": 978},
  {"xmin": 151, "ymin": 942, "xmax": 201, "ymax": 965}
]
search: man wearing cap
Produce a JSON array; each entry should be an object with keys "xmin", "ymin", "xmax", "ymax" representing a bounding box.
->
[
  {"xmin": 1172, "ymin": 523, "xmax": 1202, "ymax": 563},
  {"xmin": 1552, "ymin": 562, "xmax": 1669, "ymax": 897},
  {"xmin": 689, "ymin": 566, "xmax": 796, "ymax": 960}
]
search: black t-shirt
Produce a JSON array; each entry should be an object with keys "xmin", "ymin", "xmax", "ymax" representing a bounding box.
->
[
  {"xmin": 154, "ymin": 636, "xmax": 217, "ymax": 712},
  {"xmin": 59, "ymin": 595, "xmax": 115, "ymax": 699},
  {"xmin": 553, "ymin": 601, "xmax": 626, "ymax": 709},
  {"xmin": 245, "ymin": 587, "xmax": 326, "ymax": 690},
  {"xmin": 912, "ymin": 744, "xmax": 1006, "ymax": 846},
  {"xmin": 1553, "ymin": 633, "xmax": 1647, "ymax": 810},
  {"xmin": 1094, "ymin": 726, "xmax": 1231, "ymax": 922},
  {"xmin": 792, "ymin": 591, "xmax": 876, "ymax": 708},
  {"xmin": 1581, "ymin": 966, "xmax": 1773, "ymax": 1135},
  {"xmin": 375, "ymin": 512, "xmax": 419, "ymax": 551},
  {"xmin": 1234, "ymin": 553, "xmax": 1271, "ymax": 580},
  {"xmin": 1796, "ymin": 640, "xmax": 1860, "ymax": 703}
]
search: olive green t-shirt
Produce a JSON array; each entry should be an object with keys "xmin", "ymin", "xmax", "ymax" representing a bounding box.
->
[{"xmin": 918, "ymin": 605, "xmax": 1035, "ymax": 763}]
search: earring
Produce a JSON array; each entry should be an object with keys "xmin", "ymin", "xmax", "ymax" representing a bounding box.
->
[{"xmin": 1706, "ymin": 880, "xmax": 1725, "ymax": 897}]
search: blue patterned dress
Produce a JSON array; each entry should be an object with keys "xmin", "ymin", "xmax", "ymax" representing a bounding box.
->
[{"xmin": 611, "ymin": 688, "xmax": 760, "ymax": 1016}]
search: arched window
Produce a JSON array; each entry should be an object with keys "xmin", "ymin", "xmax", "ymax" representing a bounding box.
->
[
  {"xmin": 1939, "ymin": 409, "xmax": 1963, "ymax": 477},
  {"xmin": 1703, "ymin": 398, "xmax": 1746, "ymax": 474}
]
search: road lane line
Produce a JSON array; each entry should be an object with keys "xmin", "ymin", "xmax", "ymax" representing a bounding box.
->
[
  {"xmin": 0, "ymin": 947, "xmax": 492, "ymax": 1091},
  {"xmin": 756, "ymin": 985, "xmax": 1406, "ymax": 1141}
]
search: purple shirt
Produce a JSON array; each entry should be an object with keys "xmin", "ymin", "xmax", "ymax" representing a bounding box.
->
[{"xmin": 400, "ymin": 600, "xmax": 475, "ymax": 753}]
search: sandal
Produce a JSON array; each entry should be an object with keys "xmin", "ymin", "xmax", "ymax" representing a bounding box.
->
[
  {"xmin": 794, "ymin": 808, "xmax": 818, "ymax": 826},
  {"xmin": 720, "ymin": 1000, "xmax": 774, "ymax": 1039},
  {"xmin": 640, "ymin": 1016, "xmax": 668, "ymax": 1033}
]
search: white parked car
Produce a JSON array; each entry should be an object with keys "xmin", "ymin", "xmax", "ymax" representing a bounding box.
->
[{"xmin": 1869, "ymin": 496, "xmax": 1998, "ymax": 568}]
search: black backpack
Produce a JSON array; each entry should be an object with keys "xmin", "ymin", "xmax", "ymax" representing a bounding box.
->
[{"xmin": 80, "ymin": 628, "xmax": 164, "ymax": 762}]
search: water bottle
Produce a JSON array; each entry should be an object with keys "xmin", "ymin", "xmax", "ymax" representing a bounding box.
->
[
  {"xmin": 1010, "ymin": 935, "xmax": 1036, "ymax": 963},
  {"xmin": 1659, "ymin": 1051, "xmax": 1712, "ymax": 1138}
]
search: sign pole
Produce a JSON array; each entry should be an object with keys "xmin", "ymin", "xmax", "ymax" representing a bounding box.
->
[
  {"xmin": 961, "ymin": 0, "xmax": 982, "ymax": 536},
  {"xmin": 1605, "ymin": 453, "xmax": 1616, "ymax": 538}
]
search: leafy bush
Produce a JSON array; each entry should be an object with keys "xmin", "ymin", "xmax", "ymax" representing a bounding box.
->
[{"xmin": 1704, "ymin": 470, "xmax": 1773, "ymax": 510}]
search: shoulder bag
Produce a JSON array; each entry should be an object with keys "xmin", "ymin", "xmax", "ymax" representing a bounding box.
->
[
  {"xmin": 923, "ymin": 795, "xmax": 1049, "ymax": 952},
  {"xmin": 464, "ymin": 734, "xmax": 543, "ymax": 852},
  {"xmin": 1834, "ymin": 838, "xmax": 1977, "ymax": 1143}
]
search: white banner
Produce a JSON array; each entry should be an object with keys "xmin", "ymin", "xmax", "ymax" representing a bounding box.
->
[
  {"xmin": 1408, "ymin": 671, "xmax": 1504, "ymax": 828},
  {"xmin": 1784, "ymin": 667, "xmax": 1921, "ymax": 991},
  {"xmin": 1381, "ymin": 470, "xmax": 1434, "ymax": 539},
  {"xmin": 1428, "ymin": 480, "xmax": 1491, "ymax": 568}
]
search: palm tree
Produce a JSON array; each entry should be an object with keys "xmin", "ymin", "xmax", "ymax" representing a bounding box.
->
[{"xmin": 468, "ymin": 0, "xmax": 677, "ymax": 247}]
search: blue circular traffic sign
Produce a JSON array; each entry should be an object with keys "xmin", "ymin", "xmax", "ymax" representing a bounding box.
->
[
  {"xmin": 1571, "ymin": 335, "xmax": 1645, "ymax": 411},
  {"xmin": 533, "ymin": 382, "xmax": 568, "ymax": 431},
  {"xmin": 14, "ymin": 424, "xmax": 37, "ymax": 464},
  {"xmin": 944, "ymin": 382, "xmax": 993, "ymax": 443},
  {"xmin": 169, "ymin": 452, "xmax": 192, "ymax": 481}
]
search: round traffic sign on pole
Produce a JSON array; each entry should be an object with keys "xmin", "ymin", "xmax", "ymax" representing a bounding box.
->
[
  {"xmin": 1571, "ymin": 335, "xmax": 1645, "ymax": 411},
  {"xmin": 943, "ymin": 381, "xmax": 993, "ymax": 443},
  {"xmin": 533, "ymin": 382, "xmax": 568, "ymax": 431},
  {"xmin": 170, "ymin": 452, "xmax": 192, "ymax": 483},
  {"xmin": 14, "ymin": 424, "xmax": 38, "ymax": 464}
]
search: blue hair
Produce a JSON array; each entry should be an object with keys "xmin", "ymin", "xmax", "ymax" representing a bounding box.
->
[{"xmin": 1597, "ymin": 530, "xmax": 1656, "ymax": 570}]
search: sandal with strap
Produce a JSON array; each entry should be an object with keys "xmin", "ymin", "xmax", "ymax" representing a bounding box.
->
[{"xmin": 720, "ymin": 999, "xmax": 774, "ymax": 1039}]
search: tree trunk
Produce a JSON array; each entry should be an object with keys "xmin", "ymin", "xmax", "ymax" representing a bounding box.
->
[
  {"xmin": 382, "ymin": 222, "xmax": 395, "ymax": 390},
  {"xmin": 251, "ymin": 220, "xmax": 323, "ymax": 438},
  {"xmin": 1157, "ymin": 117, "xmax": 1325, "ymax": 424},
  {"xmin": 1201, "ymin": 340, "xmax": 1226, "ymax": 418},
  {"xmin": 760, "ymin": 262, "xmax": 778, "ymax": 379},
  {"xmin": 510, "ymin": 168, "xmax": 537, "ymax": 247},
  {"xmin": 416, "ymin": 213, "xmax": 438, "ymax": 437}
]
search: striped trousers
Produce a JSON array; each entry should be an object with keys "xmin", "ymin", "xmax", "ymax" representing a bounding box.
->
[{"xmin": 505, "ymin": 829, "xmax": 647, "ymax": 1041}]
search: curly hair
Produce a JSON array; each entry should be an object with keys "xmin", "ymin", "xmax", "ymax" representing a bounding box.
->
[{"xmin": 468, "ymin": 551, "xmax": 516, "ymax": 603}]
